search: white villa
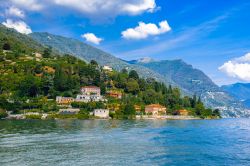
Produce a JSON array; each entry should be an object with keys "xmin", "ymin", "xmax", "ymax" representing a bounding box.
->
[
  {"xmin": 103, "ymin": 65, "xmax": 113, "ymax": 72},
  {"xmin": 81, "ymin": 86, "xmax": 100, "ymax": 96},
  {"xmin": 93, "ymin": 109, "xmax": 109, "ymax": 118},
  {"xmin": 76, "ymin": 86, "xmax": 105, "ymax": 102}
]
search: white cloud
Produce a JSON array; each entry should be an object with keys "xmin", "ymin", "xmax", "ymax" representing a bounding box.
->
[
  {"xmin": 121, "ymin": 20, "xmax": 171, "ymax": 40},
  {"xmin": 8, "ymin": 0, "xmax": 157, "ymax": 20},
  {"xmin": 6, "ymin": 7, "xmax": 25, "ymax": 18},
  {"xmin": 53, "ymin": 0, "xmax": 157, "ymax": 15},
  {"xmin": 10, "ymin": 0, "xmax": 43, "ymax": 11},
  {"xmin": 81, "ymin": 33, "xmax": 103, "ymax": 45},
  {"xmin": 2, "ymin": 19, "xmax": 32, "ymax": 34},
  {"xmin": 121, "ymin": 0, "xmax": 157, "ymax": 15},
  {"xmin": 219, "ymin": 53, "xmax": 250, "ymax": 81}
]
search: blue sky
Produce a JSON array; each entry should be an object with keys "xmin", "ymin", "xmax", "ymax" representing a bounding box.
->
[{"xmin": 1, "ymin": 0, "xmax": 250, "ymax": 85}]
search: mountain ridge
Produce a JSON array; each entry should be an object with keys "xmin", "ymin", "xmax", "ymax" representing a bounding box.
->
[
  {"xmin": 29, "ymin": 31, "xmax": 249, "ymax": 117},
  {"xmin": 222, "ymin": 83, "xmax": 250, "ymax": 108}
]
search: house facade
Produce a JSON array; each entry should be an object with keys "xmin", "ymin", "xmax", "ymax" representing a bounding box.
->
[
  {"xmin": 107, "ymin": 90, "xmax": 122, "ymax": 99},
  {"xmin": 93, "ymin": 109, "xmax": 110, "ymax": 118},
  {"xmin": 177, "ymin": 109, "xmax": 189, "ymax": 116},
  {"xmin": 56, "ymin": 96, "xmax": 75, "ymax": 105},
  {"xmin": 145, "ymin": 104, "xmax": 167, "ymax": 115},
  {"xmin": 103, "ymin": 65, "xmax": 113, "ymax": 72},
  {"xmin": 75, "ymin": 86, "xmax": 105, "ymax": 102},
  {"xmin": 81, "ymin": 86, "xmax": 101, "ymax": 96},
  {"xmin": 75, "ymin": 94, "xmax": 105, "ymax": 102}
]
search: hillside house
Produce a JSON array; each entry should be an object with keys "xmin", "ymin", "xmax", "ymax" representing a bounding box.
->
[
  {"xmin": 177, "ymin": 109, "xmax": 189, "ymax": 116},
  {"xmin": 58, "ymin": 108, "xmax": 80, "ymax": 115},
  {"xmin": 107, "ymin": 90, "xmax": 122, "ymax": 99},
  {"xmin": 56, "ymin": 96, "xmax": 75, "ymax": 105},
  {"xmin": 103, "ymin": 65, "xmax": 113, "ymax": 72},
  {"xmin": 76, "ymin": 86, "xmax": 105, "ymax": 102},
  {"xmin": 43, "ymin": 66, "xmax": 55, "ymax": 74},
  {"xmin": 81, "ymin": 86, "xmax": 101, "ymax": 96},
  {"xmin": 134, "ymin": 105, "xmax": 142, "ymax": 114},
  {"xmin": 93, "ymin": 109, "xmax": 110, "ymax": 118},
  {"xmin": 75, "ymin": 94, "xmax": 105, "ymax": 102},
  {"xmin": 145, "ymin": 104, "xmax": 167, "ymax": 116}
]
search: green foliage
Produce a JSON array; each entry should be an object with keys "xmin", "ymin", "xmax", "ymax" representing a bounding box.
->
[
  {"xmin": 128, "ymin": 70, "xmax": 139, "ymax": 80},
  {"xmin": 3, "ymin": 43, "xmax": 11, "ymax": 50},
  {"xmin": 42, "ymin": 47, "xmax": 52, "ymax": 58},
  {"xmin": 123, "ymin": 103, "xmax": 136, "ymax": 117},
  {"xmin": 0, "ymin": 108, "xmax": 7, "ymax": 119},
  {"xmin": 90, "ymin": 60, "xmax": 98, "ymax": 66},
  {"xmin": 125, "ymin": 78, "xmax": 139, "ymax": 95},
  {"xmin": 18, "ymin": 75, "xmax": 41, "ymax": 97},
  {"xmin": 25, "ymin": 114, "xmax": 42, "ymax": 119}
]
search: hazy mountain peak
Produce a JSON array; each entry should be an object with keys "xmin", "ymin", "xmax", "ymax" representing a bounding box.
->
[{"xmin": 137, "ymin": 57, "xmax": 155, "ymax": 63}]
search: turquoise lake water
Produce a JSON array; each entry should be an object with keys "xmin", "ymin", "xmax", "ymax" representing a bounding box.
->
[{"xmin": 0, "ymin": 119, "xmax": 250, "ymax": 166}]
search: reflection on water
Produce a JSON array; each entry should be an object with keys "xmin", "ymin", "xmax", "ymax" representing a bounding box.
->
[{"xmin": 0, "ymin": 119, "xmax": 250, "ymax": 166}]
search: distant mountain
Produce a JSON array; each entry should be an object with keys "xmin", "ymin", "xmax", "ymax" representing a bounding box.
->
[
  {"xmin": 222, "ymin": 83, "xmax": 250, "ymax": 100},
  {"xmin": 243, "ymin": 99, "xmax": 250, "ymax": 108},
  {"xmin": 222, "ymin": 83, "xmax": 250, "ymax": 108},
  {"xmin": 30, "ymin": 32, "xmax": 175, "ymax": 86},
  {"xmin": 30, "ymin": 32, "xmax": 249, "ymax": 117},
  {"xmin": 127, "ymin": 57, "xmax": 155, "ymax": 64},
  {"xmin": 132, "ymin": 59, "xmax": 219, "ymax": 94},
  {"xmin": 129, "ymin": 59, "xmax": 249, "ymax": 117}
]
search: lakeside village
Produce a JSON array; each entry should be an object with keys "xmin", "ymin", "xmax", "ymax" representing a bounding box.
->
[
  {"xmin": 6, "ymin": 82, "xmax": 197, "ymax": 120},
  {"xmin": 1, "ymin": 64, "xmax": 207, "ymax": 120},
  {"xmin": 0, "ymin": 45, "xmax": 220, "ymax": 120}
]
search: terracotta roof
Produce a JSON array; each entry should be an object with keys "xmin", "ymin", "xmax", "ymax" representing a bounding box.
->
[
  {"xmin": 146, "ymin": 104, "xmax": 166, "ymax": 108},
  {"xmin": 178, "ymin": 109, "xmax": 188, "ymax": 112}
]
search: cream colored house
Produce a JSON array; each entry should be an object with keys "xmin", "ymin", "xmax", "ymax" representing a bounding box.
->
[
  {"xmin": 94, "ymin": 109, "xmax": 109, "ymax": 118},
  {"xmin": 145, "ymin": 104, "xmax": 167, "ymax": 116}
]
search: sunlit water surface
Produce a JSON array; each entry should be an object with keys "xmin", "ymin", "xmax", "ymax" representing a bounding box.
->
[{"xmin": 0, "ymin": 119, "xmax": 250, "ymax": 166}]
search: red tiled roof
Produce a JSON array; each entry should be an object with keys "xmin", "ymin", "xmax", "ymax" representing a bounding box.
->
[
  {"xmin": 81, "ymin": 86, "xmax": 100, "ymax": 89},
  {"xmin": 146, "ymin": 104, "xmax": 166, "ymax": 108}
]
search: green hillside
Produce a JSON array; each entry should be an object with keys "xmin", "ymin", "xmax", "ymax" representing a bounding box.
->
[
  {"xmin": 30, "ymin": 32, "xmax": 175, "ymax": 86},
  {"xmin": 29, "ymin": 32, "xmax": 250, "ymax": 117},
  {"xmin": 0, "ymin": 25, "xmax": 220, "ymax": 119}
]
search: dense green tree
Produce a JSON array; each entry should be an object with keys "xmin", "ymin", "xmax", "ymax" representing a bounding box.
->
[
  {"xmin": 18, "ymin": 75, "xmax": 41, "ymax": 97},
  {"xmin": 41, "ymin": 73, "xmax": 54, "ymax": 96},
  {"xmin": 2, "ymin": 43, "xmax": 10, "ymax": 50},
  {"xmin": 90, "ymin": 60, "xmax": 98, "ymax": 66},
  {"xmin": 0, "ymin": 108, "xmax": 7, "ymax": 119},
  {"xmin": 125, "ymin": 78, "xmax": 139, "ymax": 95},
  {"xmin": 42, "ymin": 47, "xmax": 52, "ymax": 58},
  {"xmin": 123, "ymin": 103, "xmax": 136, "ymax": 116},
  {"xmin": 128, "ymin": 70, "xmax": 139, "ymax": 80}
]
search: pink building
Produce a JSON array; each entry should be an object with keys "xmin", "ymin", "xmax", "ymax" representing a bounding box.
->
[{"xmin": 81, "ymin": 86, "xmax": 101, "ymax": 96}]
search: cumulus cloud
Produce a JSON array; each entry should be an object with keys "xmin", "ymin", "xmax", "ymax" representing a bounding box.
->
[
  {"xmin": 10, "ymin": 0, "xmax": 43, "ymax": 11},
  {"xmin": 8, "ymin": 0, "xmax": 157, "ymax": 20},
  {"xmin": 2, "ymin": 19, "xmax": 32, "ymax": 34},
  {"xmin": 121, "ymin": 20, "xmax": 171, "ymax": 39},
  {"xmin": 81, "ymin": 33, "xmax": 103, "ymax": 45},
  {"xmin": 219, "ymin": 53, "xmax": 250, "ymax": 81},
  {"xmin": 6, "ymin": 7, "xmax": 25, "ymax": 18},
  {"xmin": 54, "ymin": 0, "xmax": 156, "ymax": 15}
]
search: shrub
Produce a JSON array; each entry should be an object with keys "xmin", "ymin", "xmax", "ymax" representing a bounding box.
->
[{"xmin": 0, "ymin": 109, "xmax": 8, "ymax": 119}]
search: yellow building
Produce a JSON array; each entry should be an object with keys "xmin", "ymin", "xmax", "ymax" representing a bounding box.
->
[{"xmin": 145, "ymin": 104, "xmax": 167, "ymax": 115}]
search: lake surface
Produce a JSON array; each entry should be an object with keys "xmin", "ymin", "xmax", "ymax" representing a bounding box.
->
[{"xmin": 0, "ymin": 119, "xmax": 250, "ymax": 166}]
